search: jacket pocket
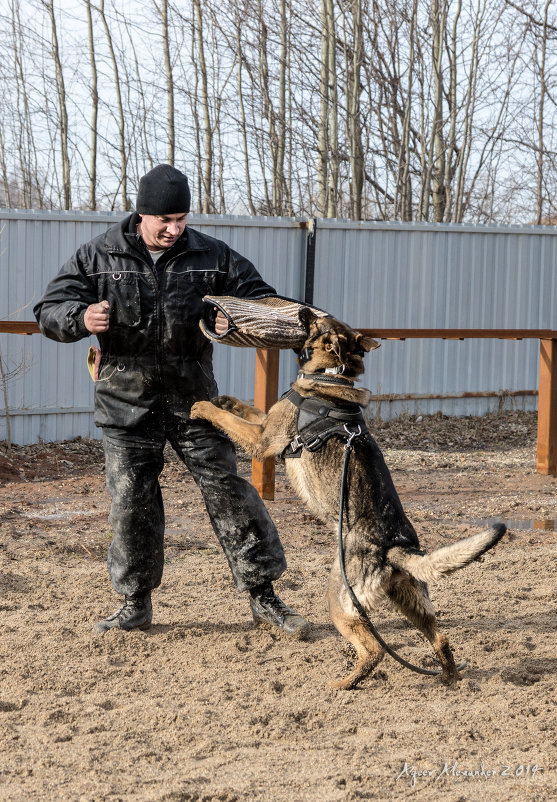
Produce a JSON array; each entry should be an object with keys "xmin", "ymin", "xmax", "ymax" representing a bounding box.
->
[
  {"xmin": 170, "ymin": 268, "xmax": 221, "ymax": 303},
  {"xmin": 100, "ymin": 271, "xmax": 142, "ymax": 327},
  {"xmin": 96, "ymin": 355, "xmax": 127, "ymax": 384}
]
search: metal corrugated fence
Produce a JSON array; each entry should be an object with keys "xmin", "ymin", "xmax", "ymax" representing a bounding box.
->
[
  {"xmin": 313, "ymin": 219, "xmax": 557, "ymax": 418},
  {"xmin": 1, "ymin": 211, "xmax": 556, "ymax": 444}
]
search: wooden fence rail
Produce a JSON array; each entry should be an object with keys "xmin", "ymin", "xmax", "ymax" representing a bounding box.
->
[{"xmin": 2, "ymin": 323, "xmax": 556, "ymax": 496}]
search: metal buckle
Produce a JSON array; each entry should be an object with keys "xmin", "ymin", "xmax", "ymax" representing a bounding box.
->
[
  {"xmin": 290, "ymin": 435, "xmax": 303, "ymax": 452},
  {"xmin": 325, "ymin": 363, "xmax": 346, "ymax": 375},
  {"xmin": 344, "ymin": 424, "xmax": 362, "ymax": 449}
]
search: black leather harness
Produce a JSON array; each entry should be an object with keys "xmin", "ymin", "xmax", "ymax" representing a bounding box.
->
[{"xmin": 282, "ymin": 388, "xmax": 367, "ymax": 458}]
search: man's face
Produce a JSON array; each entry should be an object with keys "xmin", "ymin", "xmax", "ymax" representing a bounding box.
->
[{"xmin": 138, "ymin": 212, "xmax": 187, "ymax": 250}]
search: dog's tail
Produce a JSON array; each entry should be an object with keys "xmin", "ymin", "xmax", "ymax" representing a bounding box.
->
[{"xmin": 387, "ymin": 523, "xmax": 506, "ymax": 583}]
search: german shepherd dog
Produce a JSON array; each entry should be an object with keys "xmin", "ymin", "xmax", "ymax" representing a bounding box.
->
[{"xmin": 191, "ymin": 310, "xmax": 505, "ymax": 689}]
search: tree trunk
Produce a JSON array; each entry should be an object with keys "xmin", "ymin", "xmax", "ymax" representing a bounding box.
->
[
  {"xmin": 275, "ymin": 0, "xmax": 288, "ymax": 214},
  {"xmin": 395, "ymin": 0, "xmax": 417, "ymax": 221},
  {"xmin": 348, "ymin": 0, "xmax": 364, "ymax": 220},
  {"xmin": 46, "ymin": 0, "xmax": 71, "ymax": 209},
  {"xmin": 99, "ymin": 0, "xmax": 129, "ymax": 210},
  {"xmin": 10, "ymin": 0, "xmax": 30, "ymax": 206},
  {"xmin": 85, "ymin": 0, "xmax": 98, "ymax": 210},
  {"xmin": 326, "ymin": 0, "xmax": 338, "ymax": 218},
  {"xmin": 317, "ymin": 0, "xmax": 330, "ymax": 216},
  {"xmin": 159, "ymin": 0, "xmax": 175, "ymax": 166},
  {"xmin": 536, "ymin": 1, "xmax": 551, "ymax": 224},
  {"xmin": 234, "ymin": 2, "xmax": 256, "ymax": 215},
  {"xmin": 0, "ymin": 124, "xmax": 11, "ymax": 207},
  {"xmin": 193, "ymin": 0, "xmax": 214, "ymax": 213},
  {"xmin": 430, "ymin": 0, "xmax": 447, "ymax": 222}
]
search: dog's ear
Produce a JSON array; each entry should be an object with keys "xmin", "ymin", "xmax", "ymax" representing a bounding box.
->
[
  {"xmin": 299, "ymin": 306, "xmax": 319, "ymax": 331},
  {"xmin": 325, "ymin": 332, "xmax": 343, "ymax": 358},
  {"xmin": 356, "ymin": 333, "xmax": 381, "ymax": 352}
]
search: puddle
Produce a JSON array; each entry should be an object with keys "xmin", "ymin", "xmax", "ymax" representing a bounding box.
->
[{"xmin": 465, "ymin": 517, "xmax": 556, "ymax": 532}]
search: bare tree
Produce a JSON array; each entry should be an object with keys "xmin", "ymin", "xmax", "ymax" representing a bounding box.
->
[
  {"xmin": 98, "ymin": 0, "xmax": 129, "ymax": 210},
  {"xmin": 157, "ymin": 0, "xmax": 175, "ymax": 166},
  {"xmin": 317, "ymin": 0, "xmax": 330, "ymax": 215},
  {"xmin": 232, "ymin": 0, "xmax": 257, "ymax": 215},
  {"xmin": 393, "ymin": 0, "xmax": 417, "ymax": 221},
  {"xmin": 0, "ymin": 124, "xmax": 11, "ymax": 207},
  {"xmin": 192, "ymin": 0, "xmax": 214, "ymax": 213},
  {"xmin": 343, "ymin": 0, "xmax": 364, "ymax": 219},
  {"xmin": 0, "ymin": 0, "xmax": 555, "ymax": 222},
  {"xmin": 326, "ymin": 0, "xmax": 339, "ymax": 217},
  {"xmin": 85, "ymin": 0, "xmax": 98, "ymax": 210},
  {"xmin": 536, "ymin": 1, "xmax": 553, "ymax": 223},
  {"xmin": 44, "ymin": 0, "xmax": 71, "ymax": 209}
]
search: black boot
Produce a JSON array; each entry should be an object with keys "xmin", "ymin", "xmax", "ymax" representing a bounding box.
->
[
  {"xmin": 249, "ymin": 581, "xmax": 310, "ymax": 640},
  {"xmin": 94, "ymin": 592, "xmax": 153, "ymax": 633}
]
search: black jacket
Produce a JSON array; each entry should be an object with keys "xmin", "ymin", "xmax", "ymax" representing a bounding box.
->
[{"xmin": 34, "ymin": 213, "xmax": 275, "ymax": 428}]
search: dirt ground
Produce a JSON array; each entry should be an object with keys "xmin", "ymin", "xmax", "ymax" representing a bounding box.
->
[{"xmin": 0, "ymin": 410, "xmax": 555, "ymax": 801}]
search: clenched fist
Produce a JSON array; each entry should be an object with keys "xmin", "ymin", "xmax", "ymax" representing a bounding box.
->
[{"xmin": 84, "ymin": 300, "xmax": 110, "ymax": 334}]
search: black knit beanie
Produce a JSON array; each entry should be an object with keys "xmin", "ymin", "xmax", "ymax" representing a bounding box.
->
[{"xmin": 136, "ymin": 164, "xmax": 191, "ymax": 214}]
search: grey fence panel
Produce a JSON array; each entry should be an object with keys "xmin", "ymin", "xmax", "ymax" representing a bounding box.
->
[
  {"xmin": 313, "ymin": 220, "xmax": 557, "ymax": 419},
  {"xmin": 0, "ymin": 211, "xmax": 307, "ymax": 444}
]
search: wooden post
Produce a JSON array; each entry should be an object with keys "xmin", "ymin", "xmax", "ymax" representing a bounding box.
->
[
  {"xmin": 251, "ymin": 348, "xmax": 280, "ymax": 499},
  {"xmin": 536, "ymin": 338, "xmax": 557, "ymax": 476}
]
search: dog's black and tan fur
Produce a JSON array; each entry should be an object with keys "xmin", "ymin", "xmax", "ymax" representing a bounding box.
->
[{"xmin": 191, "ymin": 310, "xmax": 505, "ymax": 689}]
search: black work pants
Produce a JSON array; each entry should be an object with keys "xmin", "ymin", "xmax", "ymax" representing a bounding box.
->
[{"xmin": 102, "ymin": 414, "xmax": 286, "ymax": 596}]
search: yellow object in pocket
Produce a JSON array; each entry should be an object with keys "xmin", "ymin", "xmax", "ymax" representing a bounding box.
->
[{"xmin": 87, "ymin": 345, "xmax": 101, "ymax": 382}]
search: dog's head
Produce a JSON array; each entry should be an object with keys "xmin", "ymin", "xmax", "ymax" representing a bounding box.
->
[{"xmin": 297, "ymin": 308, "xmax": 380, "ymax": 379}]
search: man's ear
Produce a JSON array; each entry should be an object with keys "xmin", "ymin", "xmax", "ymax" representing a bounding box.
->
[
  {"xmin": 357, "ymin": 333, "xmax": 381, "ymax": 351},
  {"xmin": 298, "ymin": 305, "xmax": 319, "ymax": 331}
]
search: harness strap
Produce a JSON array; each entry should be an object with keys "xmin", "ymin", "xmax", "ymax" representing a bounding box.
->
[{"xmin": 282, "ymin": 388, "xmax": 366, "ymax": 458}]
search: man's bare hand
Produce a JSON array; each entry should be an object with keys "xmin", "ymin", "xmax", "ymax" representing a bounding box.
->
[
  {"xmin": 215, "ymin": 310, "xmax": 228, "ymax": 335},
  {"xmin": 84, "ymin": 301, "xmax": 110, "ymax": 334}
]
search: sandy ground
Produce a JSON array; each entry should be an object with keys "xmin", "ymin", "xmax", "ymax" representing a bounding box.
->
[{"xmin": 0, "ymin": 410, "xmax": 555, "ymax": 801}]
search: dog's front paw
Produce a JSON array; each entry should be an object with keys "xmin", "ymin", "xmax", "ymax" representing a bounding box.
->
[
  {"xmin": 211, "ymin": 394, "xmax": 240, "ymax": 412},
  {"xmin": 210, "ymin": 395, "xmax": 249, "ymax": 417},
  {"xmin": 190, "ymin": 401, "xmax": 214, "ymax": 421}
]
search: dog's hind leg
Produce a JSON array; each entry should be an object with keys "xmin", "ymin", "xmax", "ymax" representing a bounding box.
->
[
  {"xmin": 386, "ymin": 575, "xmax": 460, "ymax": 686},
  {"xmin": 327, "ymin": 568, "xmax": 385, "ymax": 690}
]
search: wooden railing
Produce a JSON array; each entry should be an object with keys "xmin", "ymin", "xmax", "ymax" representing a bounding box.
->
[
  {"xmin": 253, "ymin": 329, "xmax": 557, "ymax": 497},
  {"xmin": 0, "ymin": 322, "xmax": 40, "ymax": 334},
  {"xmin": 2, "ymin": 322, "xmax": 556, "ymax": 496}
]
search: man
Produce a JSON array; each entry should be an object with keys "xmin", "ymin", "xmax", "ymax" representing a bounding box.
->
[{"xmin": 34, "ymin": 164, "xmax": 309, "ymax": 639}]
